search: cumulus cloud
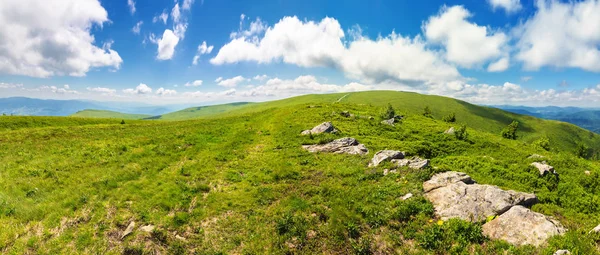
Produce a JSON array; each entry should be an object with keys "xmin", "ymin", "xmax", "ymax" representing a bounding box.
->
[
  {"xmin": 151, "ymin": 30, "xmax": 180, "ymax": 60},
  {"xmin": 487, "ymin": 57, "xmax": 509, "ymax": 72},
  {"xmin": 153, "ymin": 10, "xmax": 169, "ymax": 24},
  {"xmin": 216, "ymin": 76, "xmax": 249, "ymax": 87},
  {"xmin": 192, "ymin": 41, "xmax": 214, "ymax": 65},
  {"xmin": 132, "ymin": 21, "xmax": 143, "ymax": 35},
  {"xmin": 253, "ymin": 74, "xmax": 269, "ymax": 81},
  {"xmin": 211, "ymin": 16, "xmax": 460, "ymax": 85},
  {"xmin": 123, "ymin": 83, "xmax": 152, "ymax": 95},
  {"xmin": 40, "ymin": 85, "xmax": 79, "ymax": 94},
  {"xmin": 87, "ymin": 87, "xmax": 116, "ymax": 94},
  {"xmin": 0, "ymin": 82, "xmax": 23, "ymax": 89},
  {"xmin": 156, "ymin": 87, "xmax": 177, "ymax": 96},
  {"xmin": 488, "ymin": 0, "xmax": 522, "ymax": 13},
  {"xmin": 127, "ymin": 0, "xmax": 136, "ymax": 14},
  {"xmin": 184, "ymin": 80, "xmax": 203, "ymax": 87},
  {"xmin": 0, "ymin": 0, "xmax": 123, "ymax": 78},
  {"xmin": 424, "ymin": 6, "xmax": 508, "ymax": 69},
  {"xmin": 515, "ymin": 0, "xmax": 600, "ymax": 72}
]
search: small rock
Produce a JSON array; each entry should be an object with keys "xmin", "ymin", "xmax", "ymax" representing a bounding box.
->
[
  {"xmin": 585, "ymin": 170, "xmax": 591, "ymax": 176},
  {"xmin": 340, "ymin": 111, "xmax": 351, "ymax": 117},
  {"xmin": 369, "ymin": 150, "xmax": 405, "ymax": 167},
  {"xmin": 528, "ymin": 154, "xmax": 545, "ymax": 159},
  {"xmin": 589, "ymin": 224, "xmax": 600, "ymax": 233},
  {"xmin": 401, "ymin": 193, "xmax": 413, "ymax": 200},
  {"xmin": 531, "ymin": 162, "xmax": 556, "ymax": 176},
  {"xmin": 301, "ymin": 122, "xmax": 337, "ymax": 135},
  {"xmin": 381, "ymin": 118, "xmax": 395, "ymax": 126},
  {"xmin": 368, "ymin": 116, "xmax": 374, "ymax": 120},
  {"xmin": 121, "ymin": 221, "xmax": 135, "ymax": 239},
  {"xmin": 140, "ymin": 225, "xmax": 155, "ymax": 233},
  {"xmin": 482, "ymin": 205, "xmax": 566, "ymax": 246},
  {"xmin": 302, "ymin": 137, "xmax": 369, "ymax": 155},
  {"xmin": 423, "ymin": 171, "xmax": 474, "ymax": 192},
  {"xmin": 444, "ymin": 127, "xmax": 455, "ymax": 135},
  {"xmin": 383, "ymin": 169, "xmax": 389, "ymax": 176},
  {"xmin": 392, "ymin": 157, "xmax": 430, "ymax": 169},
  {"xmin": 175, "ymin": 234, "xmax": 186, "ymax": 241},
  {"xmin": 554, "ymin": 250, "xmax": 571, "ymax": 255},
  {"xmin": 307, "ymin": 230, "xmax": 317, "ymax": 239}
]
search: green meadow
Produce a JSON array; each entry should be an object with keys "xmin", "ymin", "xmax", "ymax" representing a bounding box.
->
[{"xmin": 1, "ymin": 91, "xmax": 600, "ymax": 254}]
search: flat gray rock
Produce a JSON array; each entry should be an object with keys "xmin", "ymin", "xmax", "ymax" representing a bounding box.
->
[
  {"xmin": 392, "ymin": 157, "xmax": 429, "ymax": 169},
  {"xmin": 482, "ymin": 205, "xmax": 566, "ymax": 246},
  {"xmin": 531, "ymin": 162, "xmax": 556, "ymax": 176},
  {"xmin": 301, "ymin": 122, "xmax": 337, "ymax": 135},
  {"xmin": 381, "ymin": 118, "xmax": 395, "ymax": 126},
  {"xmin": 369, "ymin": 150, "xmax": 405, "ymax": 167},
  {"xmin": 302, "ymin": 137, "xmax": 368, "ymax": 155},
  {"xmin": 423, "ymin": 171, "xmax": 474, "ymax": 192},
  {"xmin": 444, "ymin": 127, "xmax": 455, "ymax": 134},
  {"xmin": 554, "ymin": 250, "xmax": 571, "ymax": 255},
  {"xmin": 121, "ymin": 221, "xmax": 136, "ymax": 239}
]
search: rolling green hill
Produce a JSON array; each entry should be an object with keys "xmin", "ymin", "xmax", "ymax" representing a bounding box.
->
[
  {"xmin": 146, "ymin": 102, "xmax": 254, "ymax": 120},
  {"xmin": 71, "ymin": 109, "xmax": 151, "ymax": 120},
  {"xmin": 1, "ymin": 93, "xmax": 600, "ymax": 254}
]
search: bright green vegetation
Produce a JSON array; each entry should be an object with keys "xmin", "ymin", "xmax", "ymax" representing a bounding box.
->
[
  {"xmin": 147, "ymin": 102, "xmax": 254, "ymax": 120},
  {"xmin": 71, "ymin": 110, "xmax": 151, "ymax": 120},
  {"xmin": 1, "ymin": 91, "xmax": 600, "ymax": 254},
  {"xmin": 0, "ymin": 116, "xmax": 141, "ymax": 131}
]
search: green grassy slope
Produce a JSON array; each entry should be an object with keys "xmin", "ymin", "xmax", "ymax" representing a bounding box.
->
[
  {"xmin": 71, "ymin": 109, "xmax": 151, "ymax": 120},
  {"xmin": 0, "ymin": 116, "xmax": 141, "ymax": 131},
  {"xmin": 147, "ymin": 102, "xmax": 254, "ymax": 120},
  {"xmin": 1, "ymin": 101, "xmax": 600, "ymax": 254},
  {"xmin": 169, "ymin": 91, "xmax": 600, "ymax": 155}
]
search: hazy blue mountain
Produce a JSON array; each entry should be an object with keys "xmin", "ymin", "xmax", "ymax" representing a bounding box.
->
[
  {"xmin": 0, "ymin": 97, "xmax": 188, "ymax": 116},
  {"xmin": 493, "ymin": 105, "xmax": 600, "ymax": 133}
]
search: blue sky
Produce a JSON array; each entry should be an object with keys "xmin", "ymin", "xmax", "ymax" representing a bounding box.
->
[{"xmin": 1, "ymin": 0, "xmax": 600, "ymax": 106}]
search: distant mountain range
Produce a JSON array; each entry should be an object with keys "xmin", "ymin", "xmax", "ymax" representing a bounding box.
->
[
  {"xmin": 0, "ymin": 97, "xmax": 188, "ymax": 116},
  {"xmin": 493, "ymin": 105, "xmax": 600, "ymax": 133}
]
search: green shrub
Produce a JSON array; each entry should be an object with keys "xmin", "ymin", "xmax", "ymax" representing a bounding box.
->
[
  {"xmin": 533, "ymin": 137, "xmax": 550, "ymax": 151},
  {"xmin": 423, "ymin": 106, "xmax": 433, "ymax": 118},
  {"xmin": 417, "ymin": 219, "xmax": 485, "ymax": 253},
  {"xmin": 120, "ymin": 119, "xmax": 125, "ymax": 125},
  {"xmin": 455, "ymin": 125, "xmax": 468, "ymax": 141},
  {"xmin": 501, "ymin": 121, "xmax": 519, "ymax": 140},
  {"xmin": 442, "ymin": 113, "xmax": 456, "ymax": 123},
  {"xmin": 577, "ymin": 143, "xmax": 590, "ymax": 159},
  {"xmin": 381, "ymin": 103, "xmax": 395, "ymax": 119}
]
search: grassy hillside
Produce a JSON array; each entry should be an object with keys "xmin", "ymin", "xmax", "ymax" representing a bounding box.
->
[
  {"xmin": 162, "ymin": 91, "xmax": 600, "ymax": 155},
  {"xmin": 0, "ymin": 116, "xmax": 141, "ymax": 131},
  {"xmin": 71, "ymin": 109, "xmax": 151, "ymax": 120},
  {"xmin": 147, "ymin": 102, "xmax": 254, "ymax": 120},
  {"xmin": 1, "ymin": 99, "xmax": 600, "ymax": 254}
]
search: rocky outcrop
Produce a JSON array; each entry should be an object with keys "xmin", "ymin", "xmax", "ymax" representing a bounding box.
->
[
  {"xmin": 381, "ymin": 118, "xmax": 395, "ymax": 126},
  {"xmin": 554, "ymin": 250, "xmax": 571, "ymax": 255},
  {"xmin": 424, "ymin": 181, "xmax": 536, "ymax": 222},
  {"xmin": 423, "ymin": 171, "xmax": 474, "ymax": 192},
  {"xmin": 444, "ymin": 127, "xmax": 455, "ymax": 135},
  {"xmin": 589, "ymin": 224, "xmax": 600, "ymax": 233},
  {"xmin": 369, "ymin": 150, "xmax": 405, "ymax": 167},
  {"xmin": 392, "ymin": 157, "xmax": 430, "ymax": 169},
  {"xmin": 301, "ymin": 122, "xmax": 337, "ymax": 135},
  {"xmin": 531, "ymin": 162, "xmax": 556, "ymax": 176},
  {"xmin": 482, "ymin": 205, "xmax": 566, "ymax": 246},
  {"xmin": 302, "ymin": 137, "xmax": 368, "ymax": 155}
]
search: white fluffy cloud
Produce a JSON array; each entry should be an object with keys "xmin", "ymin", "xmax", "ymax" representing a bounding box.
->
[
  {"xmin": 153, "ymin": 11, "xmax": 169, "ymax": 24},
  {"xmin": 151, "ymin": 30, "xmax": 180, "ymax": 60},
  {"xmin": 487, "ymin": 57, "xmax": 509, "ymax": 72},
  {"xmin": 488, "ymin": 0, "xmax": 522, "ymax": 13},
  {"xmin": 123, "ymin": 83, "xmax": 152, "ymax": 95},
  {"xmin": 253, "ymin": 74, "xmax": 269, "ymax": 81},
  {"xmin": 150, "ymin": 1, "xmax": 193, "ymax": 61},
  {"xmin": 184, "ymin": 80, "xmax": 203, "ymax": 87},
  {"xmin": 0, "ymin": 82, "xmax": 23, "ymax": 89},
  {"xmin": 132, "ymin": 21, "xmax": 143, "ymax": 35},
  {"xmin": 40, "ymin": 85, "xmax": 79, "ymax": 94},
  {"xmin": 515, "ymin": 0, "xmax": 600, "ymax": 72},
  {"xmin": 156, "ymin": 87, "xmax": 177, "ymax": 96},
  {"xmin": 424, "ymin": 6, "xmax": 508, "ymax": 69},
  {"xmin": 211, "ymin": 16, "xmax": 460, "ymax": 85},
  {"xmin": 171, "ymin": 3, "xmax": 181, "ymax": 23},
  {"xmin": 182, "ymin": 0, "xmax": 195, "ymax": 10},
  {"xmin": 192, "ymin": 41, "xmax": 214, "ymax": 65},
  {"xmin": 87, "ymin": 87, "xmax": 116, "ymax": 94},
  {"xmin": 216, "ymin": 76, "xmax": 249, "ymax": 87},
  {"xmin": 127, "ymin": 0, "xmax": 136, "ymax": 14},
  {"xmin": 0, "ymin": 0, "xmax": 123, "ymax": 78}
]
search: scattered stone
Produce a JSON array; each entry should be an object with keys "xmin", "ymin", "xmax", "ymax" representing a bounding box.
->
[
  {"xmin": 423, "ymin": 171, "xmax": 474, "ymax": 192},
  {"xmin": 444, "ymin": 127, "xmax": 455, "ymax": 135},
  {"xmin": 369, "ymin": 150, "xmax": 405, "ymax": 167},
  {"xmin": 585, "ymin": 170, "xmax": 591, "ymax": 176},
  {"xmin": 121, "ymin": 221, "xmax": 135, "ymax": 239},
  {"xmin": 392, "ymin": 157, "xmax": 430, "ymax": 169},
  {"xmin": 425, "ymin": 181, "xmax": 537, "ymax": 222},
  {"xmin": 401, "ymin": 193, "xmax": 413, "ymax": 200},
  {"xmin": 301, "ymin": 122, "xmax": 337, "ymax": 135},
  {"xmin": 368, "ymin": 116, "xmax": 375, "ymax": 120},
  {"xmin": 383, "ymin": 169, "xmax": 398, "ymax": 176},
  {"xmin": 175, "ymin": 234, "xmax": 186, "ymax": 241},
  {"xmin": 482, "ymin": 205, "xmax": 566, "ymax": 246},
  {"xmin": 302, "ymin": 137, "xmax": 369, "ymax": 155},
  {"xmin": 340, "ymin": 111, "xmax": 351, "ymax": 117},
  {"xmin": 381, "ymin": 118, "xmax": 395, "ymax": 126},
  {"xmin": 531, "ymin": 162, "xmax": 556, "ymax": 176},
  {"xmin": 140, "ymin": 225, "xmax": 155, "ymax": 233},
  {"xmin": 528, "ymin": 154, "xmax": 545, "ymax": 159},
  {"xmin": 307, "ymin": 230, "xmax": 317, "ymax": 239},
  {"xmin": 589, "ymin": 224, "xmax": 600, "ymax": 233},
  {"xmin": 554, "ymin": 250, "xmax": 571, "ymax": 255}
]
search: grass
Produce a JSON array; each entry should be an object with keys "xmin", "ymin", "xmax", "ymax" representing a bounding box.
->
[
  {"xmin": 1, "ymin": 92, "xmax": 600, "ymax": 254},
  {"xmin": 70, "ymin": 109, "xmax": 151, "ymax": 120},
  {"xmin": 146, "ymin": 102, "xmax": 254, "ymax": 120}
]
